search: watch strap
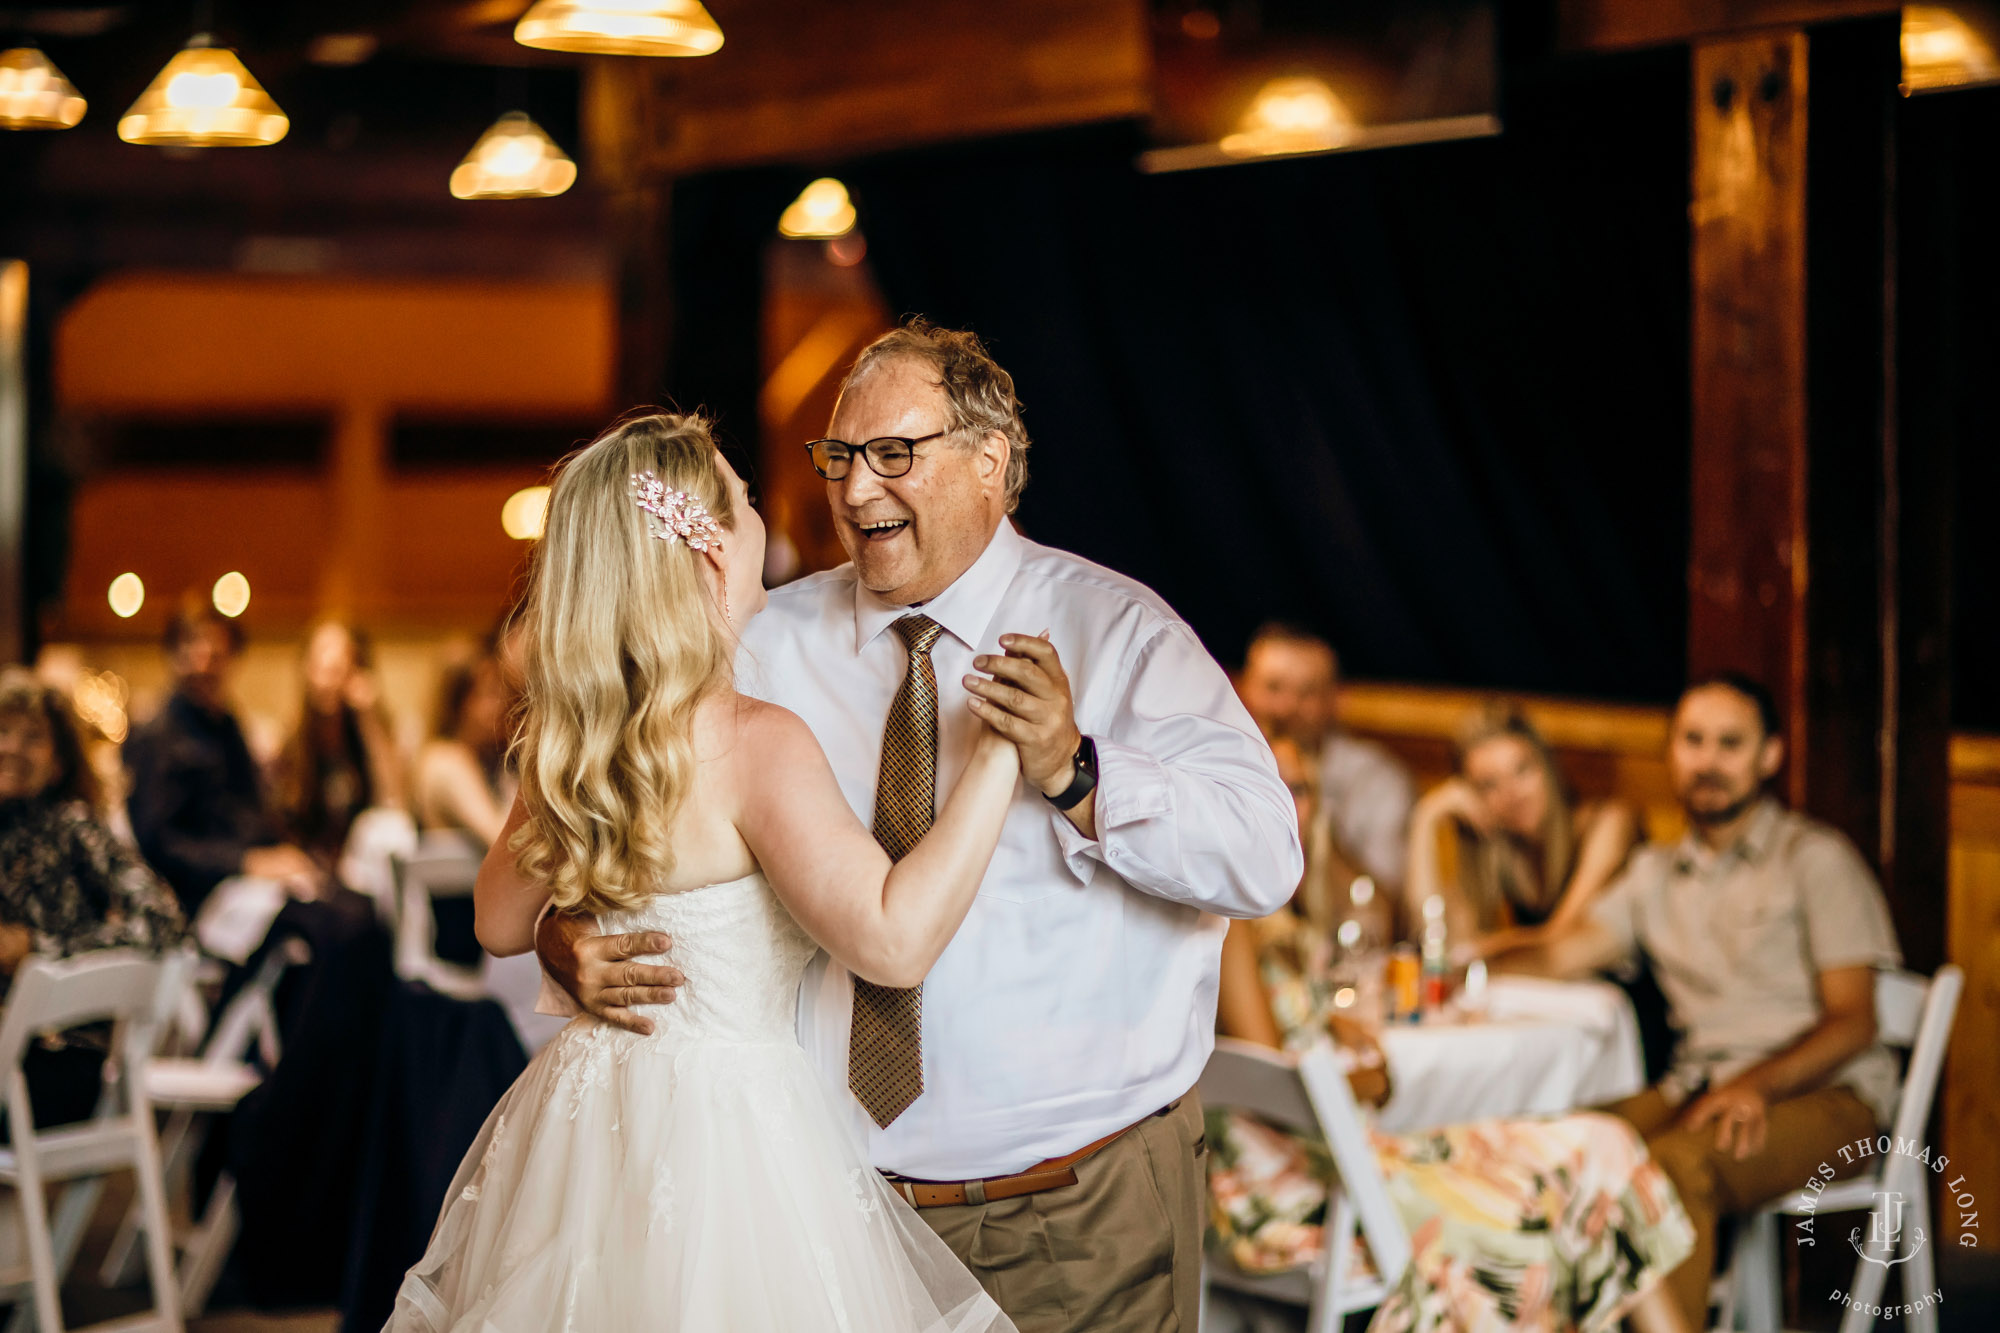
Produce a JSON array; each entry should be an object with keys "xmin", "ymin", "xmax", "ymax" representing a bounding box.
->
[{"xmin": 1047, "ymin": 735, "xmax": 1098, "ymax": 812}]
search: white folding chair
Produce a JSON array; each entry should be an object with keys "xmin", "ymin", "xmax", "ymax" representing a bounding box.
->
[
  {"xmin": 1198, "ymin": 1038, "xmax": 1411, "ymax": 1333},
  {"xmin": 99, "ymin": 947, "xmax": 288, "ymax": 1317},
  {"xmin": 0, "ymin": 950, "xmax": 191, "ymax": 1333},
  {"xmin": 1713, "ymin": 965, "xmax": 1964, "ymax": 1333},
  {"xmin": 391, "ymin": 833, "xmax": 487, "ymax": 1001}
]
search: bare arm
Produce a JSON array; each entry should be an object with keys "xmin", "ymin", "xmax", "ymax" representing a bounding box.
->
[
  {"xmin": 1541, "ymin": 801, "xmax": 1640, "ymax": 935},
  {"xmin": 734, "ymin": 703, "xmax": 1021, "ymax": 988},
  {"xmin": 1484, "ymin": 916, "xmax": 1627, "ymax": 979},
  {"xmin": 419, "ymin": 743, "xmax": 511, "ymax": 847},
  {"xmin": 1678, "ymin": 965, "xmax": 1878, "ymax": 1159},
  {"xmin": 1474, "ymin": 801, "xmax": 1643, "ymax": 960},
  {"xmin": 471, "ymin": 796, "xmax": 540, "ymax": 956},
  {"xmin": 480, "ymin": 794, "xmax": 688, "ymax": 1035},
  {"xmin": 1216, "ymin": 917, "xmax": 1284, "ymax": 1050},
  {"xmin": 1405, "ymin": 781, "xmax": 1485, "ymax": 946}
]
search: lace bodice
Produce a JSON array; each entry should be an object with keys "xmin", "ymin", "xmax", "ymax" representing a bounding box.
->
[{"xmin": 597, "ymin": 874, "xmax": 817, "ymax": 1045}]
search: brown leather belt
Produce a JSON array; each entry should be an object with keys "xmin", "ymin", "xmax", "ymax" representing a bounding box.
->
[{"xmin": 882, "ymin": 1099, "xmax": 1181, "ymax": 1209}]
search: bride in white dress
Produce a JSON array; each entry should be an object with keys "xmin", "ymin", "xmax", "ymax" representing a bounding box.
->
[{"xmin": 386, "ymin": 412, "xmax": 1021, "ymax": 1332}]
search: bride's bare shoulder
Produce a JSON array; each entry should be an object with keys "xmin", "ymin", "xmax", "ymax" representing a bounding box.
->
[{"xmin": 695, "ymin": 693, "xmax": 822, "ymax": 769}]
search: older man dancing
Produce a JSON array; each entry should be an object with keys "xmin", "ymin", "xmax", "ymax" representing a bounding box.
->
[{"xmin": 533, "ymin": 320, "xmax": 1300, "ymax": 1331}]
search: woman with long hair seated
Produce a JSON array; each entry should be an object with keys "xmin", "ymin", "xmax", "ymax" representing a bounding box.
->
[
  {"xmin": 276, "ymin": 619, "xmax": 406, "ymax": 862},
  {"xmin": 0, "ymin": 668, "xmax": 188, "ymax": 1131},
  {"xmin": 1212, "ymin": 736, "xmax": 1693, "ymax": 1333},
  {"xmin": 413, "ymin": 647, "xmax": 514, "ymax": 848},
  {"xmin": 1405, "ymin": 705, "xmax": 1640, "ymax": 959}
]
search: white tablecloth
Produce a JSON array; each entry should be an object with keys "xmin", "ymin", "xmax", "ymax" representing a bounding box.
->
[{"xmin": 1373, "ymin": 976, "xmax": 1646, "ymax": 1133}]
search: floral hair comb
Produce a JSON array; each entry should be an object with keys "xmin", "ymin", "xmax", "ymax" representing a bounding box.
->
[{"xmin": 629, "ymin": 471, "xmax": 725, "ymax": 552}]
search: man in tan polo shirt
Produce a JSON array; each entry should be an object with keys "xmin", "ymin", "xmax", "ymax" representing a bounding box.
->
[{"xmin": 1492, "ymin": 673, "xmax": 1901, "ymax": 1329}]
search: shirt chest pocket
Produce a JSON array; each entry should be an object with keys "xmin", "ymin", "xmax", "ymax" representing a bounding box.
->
[
  {"xmin": 1717, "ymin": 889, "xmax": 1808, "ymax": 971},
  {"xmin": 972, "ymin": 806, "xmax": 1068, "ymax": 904}
]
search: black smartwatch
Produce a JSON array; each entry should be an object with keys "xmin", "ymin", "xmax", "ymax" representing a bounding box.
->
[{"xmin": 1045, "ymin": 735, "xmax": 1099, "ymax": 811}]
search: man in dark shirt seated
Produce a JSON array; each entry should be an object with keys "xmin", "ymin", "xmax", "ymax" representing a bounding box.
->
[{"xmin": 124, "ymin": 606, "xmax": 327, "ymax": 917}]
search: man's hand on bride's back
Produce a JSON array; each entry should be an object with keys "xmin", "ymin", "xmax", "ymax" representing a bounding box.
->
[{"xmin": 536, "ymin": 910, "xmax": 685, "ymax": 1036}]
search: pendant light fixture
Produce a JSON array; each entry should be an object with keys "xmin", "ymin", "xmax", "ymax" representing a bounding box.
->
[
  {"xmin": 514, "ymin": 0, "xmax": 724, "ymax": 57},
  {"xmin": 0, "ymin": 46, "xmax": 87, "ymax": 130},
  {"xmin": 450, "ymin": 111, "xmax": 577, "ymax": 200},
  {"xmin": 119, "ymin": 32, "xmax": 287, "ymax": 147}
]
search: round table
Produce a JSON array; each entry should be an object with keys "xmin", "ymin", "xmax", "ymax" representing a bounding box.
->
[{"xmin": 1373, "ymin": 976, "xmax": 1646, "ymax": 1132}]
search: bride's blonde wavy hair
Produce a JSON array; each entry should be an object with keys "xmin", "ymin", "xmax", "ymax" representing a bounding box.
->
[{"xmin": 510, "ymin": 411, "xmax": 737, "ymax": 916}]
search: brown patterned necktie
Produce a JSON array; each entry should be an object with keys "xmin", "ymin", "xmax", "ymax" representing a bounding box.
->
[{"xmin": 850, "ymin": 613, "xmax": 944, "ymax": 1128}]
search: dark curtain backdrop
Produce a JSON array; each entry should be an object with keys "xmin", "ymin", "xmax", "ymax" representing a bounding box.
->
[
  {"xmin": 1903, "ymin": 85, "xmax": 2000, "ymax": 732},
  {"xmin": 674, "ymin": 48, "xmax": 1692, "ymax": 699}
]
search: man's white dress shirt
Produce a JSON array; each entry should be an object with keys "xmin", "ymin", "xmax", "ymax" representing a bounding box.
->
[{"xmin": 545, "ymin": 520, "xmax": 1300, "ymax": 1180}]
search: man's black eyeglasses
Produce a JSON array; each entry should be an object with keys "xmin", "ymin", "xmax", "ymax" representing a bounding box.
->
[{"xmin": 805, "ymin": 430, "xmax": 952, "ymax": 480}]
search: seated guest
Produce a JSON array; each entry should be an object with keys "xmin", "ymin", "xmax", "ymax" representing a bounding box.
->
[
  {"xmin": 1214, "ymin": 869, "xmax": 1694, "ymax": 1333},
  {"xmin": 125, "ymin": 607, "xmax": 326, "ymax": 916},
  {"xmin": 1267, "ymin": 735, "xmax": 1393, "ymax": 964},
  {"xmin": 0, "ymin": 669, "xmax": 188, "ymax": 1130},
  {"xmin": 1487, "ymin": 674, "xmax": 1901, "ymax": 1330},
  {"xmin": 1239, "ymin": 622, "xmax": 1414, "ymax": 893},
  {"xmin": 413, "ymin": 649, "xmax": 514, "ymax": 847},
  {"xmin": 1407, "ymin": 704, "xmax": 1640, "ymax": 955},
  {"xmin": 276, "ymin": 620, "xmax": 405, "ymax": 862}
]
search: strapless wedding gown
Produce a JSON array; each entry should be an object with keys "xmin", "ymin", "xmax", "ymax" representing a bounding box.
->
[{"xmin": 386, "ymin": 873, "xmax": 1014, "ymax": 1332}]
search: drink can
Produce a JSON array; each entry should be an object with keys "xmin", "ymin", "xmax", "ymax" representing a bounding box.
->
[{"xmin": 1422, "ymin": 969, "xmax": 1449, "ymax": 1012}]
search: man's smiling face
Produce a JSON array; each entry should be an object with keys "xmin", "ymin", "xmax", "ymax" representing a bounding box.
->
[{"xmin": 824, "ymin": 356, "xmax": 1007, "ymax": 605}]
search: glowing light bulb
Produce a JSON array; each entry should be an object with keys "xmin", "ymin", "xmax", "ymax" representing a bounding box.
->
[
  {"xmin": 502, "ymin": 486, "xmax": 551, "ymax": 540},
  {"xmin": 1219, "ymin": 76, "xmax": 1356, "ymax": 159},
  {"xmin": 212, "ymin": 571, "xmax": 251, "ymax": 618},
  {"xmin": 778, "ymin": 178, "xmax": 857, "ymax": 239},
  {"xmin": 107, "ymin": 572, "xmax": 144, "ymax": 618},
  {"xmin": 164, "ymin": 70, "xmax": 240, "ymax": 109}
]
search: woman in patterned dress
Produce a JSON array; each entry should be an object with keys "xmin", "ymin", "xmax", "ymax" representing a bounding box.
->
[
  {"xmin": 1211, "ymin": 737, "xmax": 1693, "ymax": 1333},
  {"xmin": 0, "ymin": 668, "xmax": 188, "ymax": 1131}
]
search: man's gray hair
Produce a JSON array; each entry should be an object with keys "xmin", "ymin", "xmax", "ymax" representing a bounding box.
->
[{"xmin": 840, "ymin": 318, "xmax": 1030, "ymax": 513}]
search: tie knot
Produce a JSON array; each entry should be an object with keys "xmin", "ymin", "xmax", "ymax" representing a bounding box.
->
[{"xmin": 892, "ymin": 614, "xmax": 943, "ymax": 656}]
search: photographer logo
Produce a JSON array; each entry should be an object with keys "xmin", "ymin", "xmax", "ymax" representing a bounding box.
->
[{"xmin": 1792, "ymin": 1134, "xmax": 1977, "ymax": 1324}]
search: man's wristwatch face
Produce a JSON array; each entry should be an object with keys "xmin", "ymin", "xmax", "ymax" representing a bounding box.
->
[{"xmin": 1049, "ymin": 736, "xmax": 1098, "ymax": 810}]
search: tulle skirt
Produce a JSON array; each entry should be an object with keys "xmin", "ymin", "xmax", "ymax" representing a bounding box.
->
[{"xmin": 386, "ymin": 1019, "xmax": 1014, "ymax": 1333}]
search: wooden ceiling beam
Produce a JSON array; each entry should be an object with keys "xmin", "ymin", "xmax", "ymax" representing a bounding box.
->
[
  {"xmin": 592, "ymin": 0, "xmax": 1150, "ymax": 177},
  {"xmin": 1559, "ymin": 0, "xmax": 1896, "ymax": 52}
]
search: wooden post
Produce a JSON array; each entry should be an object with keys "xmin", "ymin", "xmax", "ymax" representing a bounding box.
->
[
  {"xmin": 1688, "ymin": 31, "xmax": 1812, "ymax": 801},
  {"xmin": 584, "ymin": 60, "xmax": 673, "ymax": 407},
  {"xmin": 1688, "ymin": 16, "xmax": 1946, "ymax": 970},
  {"xmin": 322, "ymin": 399, "xmax": 388, "ymax": 619}
]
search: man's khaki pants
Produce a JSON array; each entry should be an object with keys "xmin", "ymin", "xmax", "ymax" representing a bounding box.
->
[
  {"xmin": 1607, "ymin": 1083, "xmax": 1876, "ymax": 1328},
  {"xmin": 916, "ymin": 1094, "xmax": 1208, "ymax": 1333}
]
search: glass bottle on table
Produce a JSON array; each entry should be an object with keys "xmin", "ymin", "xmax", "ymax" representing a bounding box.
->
[
  {"xmin": 1330, "ymin": 874, "xmax": 1387, "ymax": 1027},
  {"xmin": 1419, "ymin": 893, "xmax": 1452, "ymax": 1017}
]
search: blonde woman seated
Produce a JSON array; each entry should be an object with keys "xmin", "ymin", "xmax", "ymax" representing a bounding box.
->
[
  {"xmin": 1211, "ymin": 738, "xmax": 1693, "ymax": 1333},
  {"xmin": 1405, "ymin": 706, "xmax": 1640, "ymax": 959},
  {"xmin": 413, "ymin": 649, "xmax": 515, "ymax": 848}
]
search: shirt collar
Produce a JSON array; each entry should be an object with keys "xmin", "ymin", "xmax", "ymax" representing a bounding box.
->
[
  {"xmin": 851, "ymin": 519, "xmax": 1024, "ymax": 655},
  {"xmin": 1674, "ymin": 796, "xmax": 1783, "ymax": 874}
]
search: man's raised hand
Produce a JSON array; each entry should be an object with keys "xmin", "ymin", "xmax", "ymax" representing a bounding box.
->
[{"xmin": 966, "ymin": 633, "xmax": 1080, "ymax": 796}]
